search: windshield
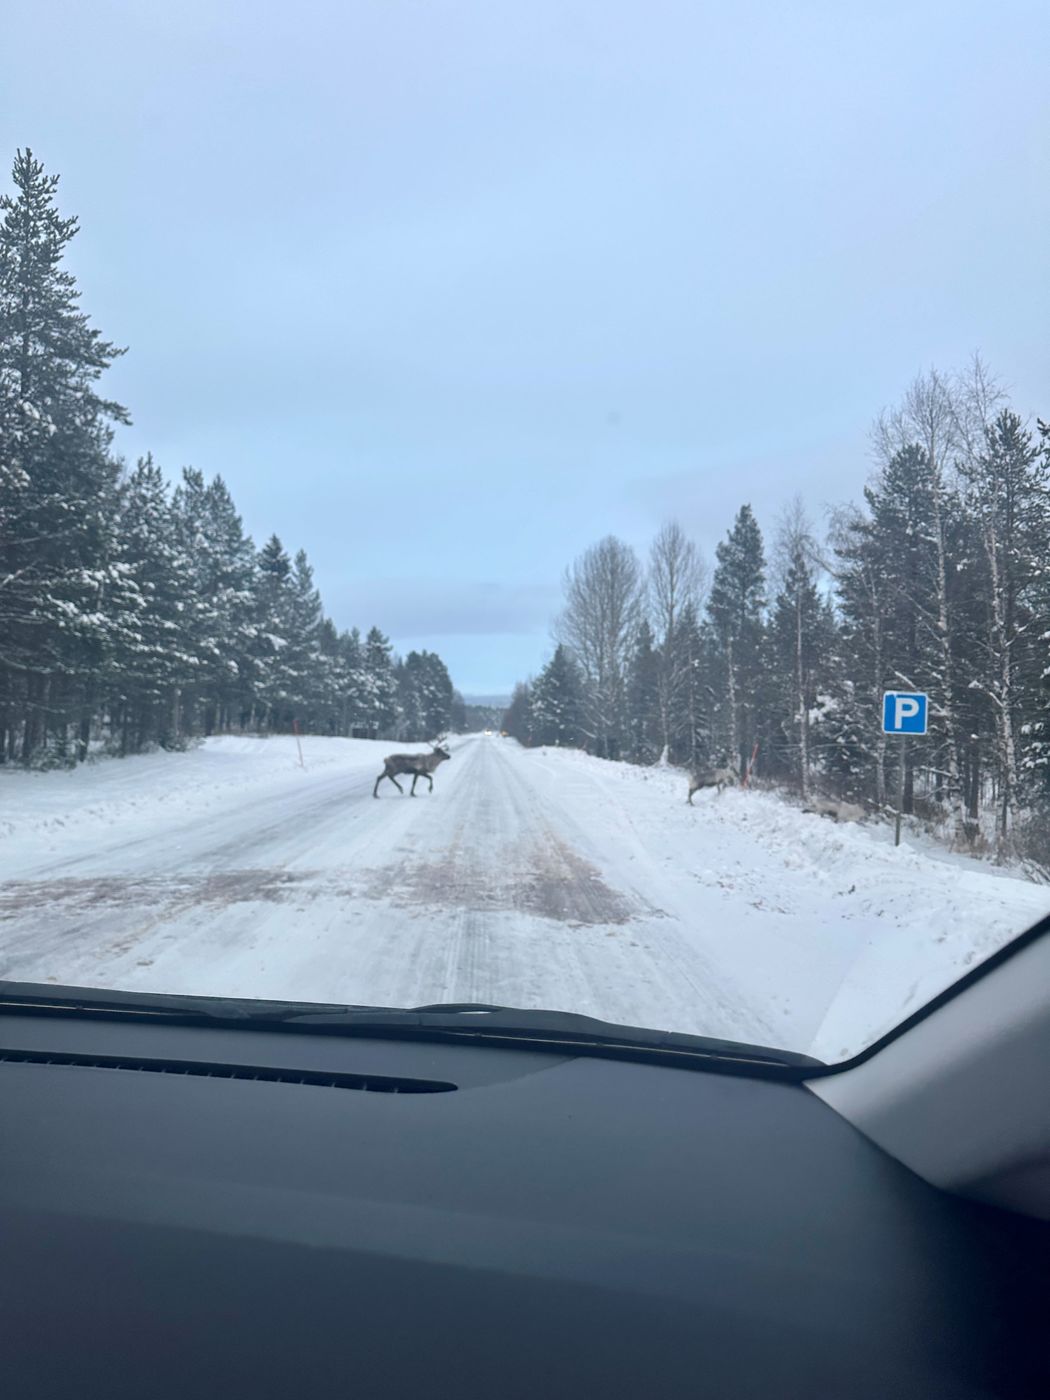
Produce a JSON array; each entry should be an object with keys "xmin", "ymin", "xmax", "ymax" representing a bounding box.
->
[{"xmin": 2, "ymin": 2, "xmax": 1048, "ymax": 1063}]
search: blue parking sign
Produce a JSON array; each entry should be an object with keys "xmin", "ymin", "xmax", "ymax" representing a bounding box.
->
[{"xmin": 882, "ymin": 691, "xmax": 928, "ymax": 735}]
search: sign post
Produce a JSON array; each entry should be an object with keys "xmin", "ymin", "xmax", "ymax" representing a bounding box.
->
[{"xmin": 882, "ymin": 691, "xmax": 928, "ymax": 847}]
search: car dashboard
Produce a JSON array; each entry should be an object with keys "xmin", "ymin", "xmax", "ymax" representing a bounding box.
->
[{"xmin": 0, "ymin": 1003, "xmax": 1046, "ymax": 1399}]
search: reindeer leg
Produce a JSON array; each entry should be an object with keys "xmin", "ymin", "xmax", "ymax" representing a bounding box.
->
[
  {"xmin": 375, "ymin": 770, "xmax": 400, "ymax": 797},
  {"xmin": 410, "ymin": 773, "xmax": 419, "ymax": 796},
  {"xmin": 427, "ymin": 773, "xmax": 434, "ymax": 793}
]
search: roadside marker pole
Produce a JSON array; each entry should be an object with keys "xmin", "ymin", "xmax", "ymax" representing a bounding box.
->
[
  {"xmin": 293, "ymin": 718, "xmax": 305, "ymax": 770},
  {"xmin": 742, "ymin": 742, "xmax": 759, "ymax": 789}
]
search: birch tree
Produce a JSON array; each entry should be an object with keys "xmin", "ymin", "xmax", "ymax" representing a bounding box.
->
[
  {"xmin": 558, "ymin": 536, "xmax": 642, "ymax": 758},
  {"xmin": 959, "ymin": 411, "xmax": 1050, "ymax": 848},
  {"xmin": 647, "ymin": 521, "xmax": 704, "ymax": 759}
]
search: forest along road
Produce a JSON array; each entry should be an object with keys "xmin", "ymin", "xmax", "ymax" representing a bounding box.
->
[{"xmin": 2, "ymin": 733, "xmax": 1046, "ymax": 1057}]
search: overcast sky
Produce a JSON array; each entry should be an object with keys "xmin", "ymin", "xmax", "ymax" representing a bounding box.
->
[{"xmin": 3, "ymin": 1, "xmax": 1048, "ymax": 694}]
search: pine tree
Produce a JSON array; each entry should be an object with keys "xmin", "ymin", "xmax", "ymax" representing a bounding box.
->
[
  {"xmin": 450, "ymin": 689, "xmax": 467, "ymax": 733},
  {"xmin": 284, "ymin": 549, "xmax": 324, "ymax": 723},
  {"xmin": 626, "ymin": 621, "xmax": 661, "ymax": 763},
  {"xmin": 769, "ymin": 522, "xmax": 827, "ymax": 797},
  {"xmin": 108, "ymin": 456, "xmax": 194, "ymax": 752},
  {"xmin": 396, "ymin": 653, "xmax": 425, "ymax": 740},
  {"xmin": 252, "ymin": 534, "xmax": 293, "ymax": 729},
  {"xmin": 200, "ymin": 475, "xmax": 257, "ymax": 732},
  {"xmin": 530, "ymin": 644, "xmax": 585, "ymax": 747},
  {"xmin": 874, "ymin": 372, "xmax": 968, "ymax": 830},
  {"xmin": 361, "ymin": 626, "xmax": 399, "ymax": 738},
  {"xmin": 312, "ymin": 617, "xmax": 344, "ymax": 733},
  {"xmin": 861, "ymin": 443, "xmax": 969, "ymax": 819},
  {"xmin": 393, "ymin": 650, "xmax": 451, "ymax": 741},
  {"xmin": 0, "ymin": 149, "xmax": 128, "ymax": 763},
  {"xmin": 706, "ymin": 505, "xmax": 766, "ymax": 773},
  {"xmin": 804, "ymin": 596, "xmax": 861, "ymax": 798},
  {"xmin": 502, "ymin": 680, "xmax": 532, "ymax": 745},
  {"xmin": 168, "ymin": 469, "xmax": 260, "ymax": 737},
  {"xmin": 169, "ymin": 468, "xmax": 214, "ymax": 739},
  {"xmin": 417, "ymin": 651, "xmax": 453, "ymax": 736},
  {"xmin": 831, "ymin": 505, "xmax": 894, "ymax": 806},
  {"xmin": 337, "ymin": 627, "xmax": 368, "ymax": 735}
]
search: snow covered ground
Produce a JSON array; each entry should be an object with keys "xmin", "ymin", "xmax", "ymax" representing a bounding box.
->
[{"xmin": 1, "ymin": 733, "xmax": 1046, "ymax": 1060}]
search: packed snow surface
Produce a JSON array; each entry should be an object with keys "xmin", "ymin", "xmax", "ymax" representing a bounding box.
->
[{"xmin": 1, "ymin": 733, "xmax": 1045, "ymax": 1060}]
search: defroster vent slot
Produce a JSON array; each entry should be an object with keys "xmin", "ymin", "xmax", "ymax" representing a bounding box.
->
[{"xmin": 0, "ymin": 1046, "xmax": 456, "ymax": 1093}]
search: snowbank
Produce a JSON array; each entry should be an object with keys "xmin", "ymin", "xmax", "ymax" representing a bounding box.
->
[
  {"xmin": 0, "ymin": 736, "xmax": 405, "ymax": 869},
  {"xmin": 516, "ymin": 744, "xmax": 1048, "ymax": 1059}
]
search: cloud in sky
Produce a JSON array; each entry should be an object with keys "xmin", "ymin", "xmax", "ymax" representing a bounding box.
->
[{"xmin": 331, "ymin": 578, "xmax": 561, "ymax": 641}]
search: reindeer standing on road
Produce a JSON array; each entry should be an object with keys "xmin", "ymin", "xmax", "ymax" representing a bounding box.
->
[{"xmin": 373, "ymin": 741, "xmax": 451, "ymax": 798}]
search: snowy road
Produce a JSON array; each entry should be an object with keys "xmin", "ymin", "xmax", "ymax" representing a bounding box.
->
[{"xmin": 2, "ymin": 734, "xmax": 1046, "ymax": 1059}]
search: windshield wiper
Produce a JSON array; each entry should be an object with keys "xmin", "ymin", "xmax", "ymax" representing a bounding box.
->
[
  {"xmin": 0, "ymin": 983, "xmax": 823, "ymax": 1076},
  {"xmin": 286, "ymin": 1004, "xmax": 822, "ymax": 1072},
  {"xmin": 0, "ymin": 981, "xmax": 345, "ymax": 1025}
]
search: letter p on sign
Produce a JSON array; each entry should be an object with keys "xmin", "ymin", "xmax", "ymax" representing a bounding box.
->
[{"xmin": 882, "ymin": 691, "xmax": 928, "ymax": 735}]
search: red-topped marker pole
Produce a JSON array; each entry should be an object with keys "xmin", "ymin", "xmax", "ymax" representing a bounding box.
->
[{"xmin": 742, "ymin": 742, "xmax": 759, "ymax": 789}]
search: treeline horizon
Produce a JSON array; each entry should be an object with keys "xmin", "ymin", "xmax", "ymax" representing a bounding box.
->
[
  {"xmin": 504, "ymin": 363, "xmax": 1050, "ymax": 862},
  {"xmin": 0, "ymin": 150, "xmax": 462, "ymax": 767}
]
